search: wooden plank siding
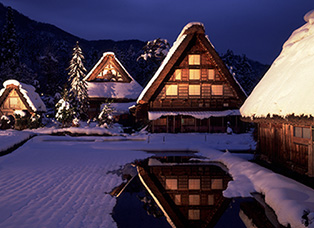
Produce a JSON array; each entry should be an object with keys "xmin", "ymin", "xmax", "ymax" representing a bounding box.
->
[{"xmin": 258, "ymin": 122, "xmax": 311, "ymax": 175}]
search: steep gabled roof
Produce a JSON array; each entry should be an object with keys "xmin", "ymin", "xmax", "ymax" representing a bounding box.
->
[
  {"xmin": 240, "ymin": 10, "xmax": 314, "ymax": 119},
  {"xmin": 0, "ymin": 79, "xmax": 46, "ymax": 113},
  {"xmin": 84, "ymin": 52, "xmax": 142, "ymax": 100},
  {"xmin": 137, "ymin": 22, "xmax": 247, "ymax": 104}
]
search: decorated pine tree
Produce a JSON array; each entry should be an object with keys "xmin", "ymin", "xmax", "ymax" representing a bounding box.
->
[{"xmin": 67, "ymin": 41, "xmax": 89, "ymax": 120}]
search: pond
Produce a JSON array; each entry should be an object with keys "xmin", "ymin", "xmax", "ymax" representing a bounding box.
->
[{"xmin": 111, "ymin": 156, "xmax": 277, "ymax": 228}]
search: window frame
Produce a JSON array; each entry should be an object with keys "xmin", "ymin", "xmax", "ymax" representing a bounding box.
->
[
  {"xmin": 188, "ymin": 54, "xmax": 201, "ymax": 65},
  {"xmin": 211, "ymin": 85, "xmax": 223, "ymax": 96},
  {"xmin": 165, "ymin": 84, "xmax": 178, "ymax": 96}
]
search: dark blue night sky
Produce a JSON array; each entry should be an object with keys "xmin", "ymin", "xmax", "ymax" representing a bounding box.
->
[{"xmin": 1, "ymin": 0, "xmax": 313, "ymax": 64}]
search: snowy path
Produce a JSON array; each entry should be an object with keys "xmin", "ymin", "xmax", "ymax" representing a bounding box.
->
[{"xmin": 0, "ymin": 136, "xmax": 149, "ymax": 228}]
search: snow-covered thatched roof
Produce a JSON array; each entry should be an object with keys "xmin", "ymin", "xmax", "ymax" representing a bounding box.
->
[
  {"xmin": 84, "ymin": 52, "xmax": 142, "ymax": 100},
  {"xmin": 0, "ymin": 79, "xmax": 46, "ymax": 113},
  {"xmin": 241, "ymin": 10, "xmax": 314, "ymax": 119}
]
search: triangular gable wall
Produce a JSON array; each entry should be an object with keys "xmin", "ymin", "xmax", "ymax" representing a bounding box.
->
[
  {"xmin": 137, "ymin": 23, "xmax": 246, "ymax": 107},
  {"xmin": 85, "ymin": 52, "xmax": 131, "ymax": 83}
]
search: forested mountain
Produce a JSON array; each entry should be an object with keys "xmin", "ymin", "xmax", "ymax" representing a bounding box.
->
[{"xmin": 0, "ymin": 3, "xmax": 268, "ymax": 99}]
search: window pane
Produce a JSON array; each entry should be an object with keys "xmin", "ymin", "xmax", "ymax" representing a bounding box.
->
[
  {"xmin": 294, "ymin": 127, "xmax": 302, "ymax": 138},
  {"xmin": 10, "ymin": 97, "xmax": 19, "ymax": 108},
  {"xmin": 189, "ymin": 85, "xmax": 200, "ymax": 96},
  {"xmin": 188, "ymin": 54, "xmax": 200, "ymax": 65},
  {"xmin": 189, "ymin": 69, "xmax": 200, "ymax": 80},
  {"xmin": 175, "ymin": 69, "xmax": 181, "ymax": 80},
  {"xmin": 165, "ymin": 179, "xmax": 178, "ymax": 190},
  {"xmin": 208, "ymin": 69, "xmax": 215, "ymax": 80},
  {"xmin": 174, "ymin": 194, "xmax": 181, "ymax": 205},
  {"xmin": 166, "ymin": 85, "xmax": 178, "ymax": 96},
  {"xmin": 189, "ymin": 195, "xmax": 200, "ymax": 205},
  {"xmin": 208, "ymin": 195, "xmax": 214, "ymax": 205},
  {"xmin": 211, "ymin": 179, "xmax": 223, "ymax": 190},
  {"xmin": 303, "ymin": 127, "xmax": 311, "ymax": 139},
  {"xmin": 188, "ymin": 179, "xmax": 200, "ymax": 190},
  {"xmin": 188, "ymin": 209, "xmax": 200, "ymax": 220},
  {"xmin": 211, "ymin": 85, "xmax": 223, "ymax": 96}
]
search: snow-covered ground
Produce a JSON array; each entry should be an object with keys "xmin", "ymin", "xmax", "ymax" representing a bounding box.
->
[{"xmin": 0, "ymin": 130, "xmax": 313, "ymax": 228}]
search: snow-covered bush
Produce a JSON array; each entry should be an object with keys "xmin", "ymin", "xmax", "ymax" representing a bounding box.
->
[
  {"xmin": 97, "ymin": 102, "xmax": 114, "ymax": 127},
  {"xmin": 55, "ymin": 97, "xmax": 76, "ymax": 128},
  {"xmin": 0, "ymin": 115, "xmax": 14, "ymax": 129}
]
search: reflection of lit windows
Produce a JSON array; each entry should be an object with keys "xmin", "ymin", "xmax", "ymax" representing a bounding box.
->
[
  {"xmin": 165, "ymin": 179, "xmax": 178, "ymax": 190},
  {"xmin": 211, "ymin": 85, "xmax": 223, "ymax": 96},
  {"xmin": 188, "ymin": 209, "xmax": 200, "ymax": 220},
  {"xmin": 174, "ymin": 69, "xmax": 181, "ymax": 80},
  {"xmin": 208, "ymin": 69, "xmax": 215, "ymax": 80},
  {"xmin": 174, "ymin": 194, "xmax": 181, "ymax": 205},
  {"xmin": 211, "ymin": 179, "xmax": 223, "ymax": 190},
  {"xmin": 166, "ymin": 85, "xmax": 178, "ymax": 96},
  {"xmin": 208, "ymin": 195, "xmax": 214, "ymax": 205},
  {"xmin": 189, "ymin": 85, "xmax": 200, "ymax": 96},
  {"xmin": 293, "ymin": 127, "xmax": 311, "ymax": 139},
  {"xmin": 188, "ymin": 179, "xmax": 200, "ymax": 190},
  {"xmin": 189, "ymin": 195, "xmax": 200, "ymax": 205},
  {"xmin": 188, "ymin": 54, "xmax": 200, "ymax": 65},
  {"xmin": 189, "ymin": 69, "xmax": 200, "ymax": 80}
]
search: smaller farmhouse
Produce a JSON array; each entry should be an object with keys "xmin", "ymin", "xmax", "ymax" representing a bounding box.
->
[
  {"xmin": 0, "ymin": 79, "xmax": 46, "ymax": 117},
  {"xmin": 84, "ymin": 52, "xmax": 142, "ymax": 122},
  {"xmin": 240, "ymin": 10, "xmax": 314, "ymax": 177},
  {"xmin": 135, "ymin": 22, "xmax": 247, "ymax": 133}
]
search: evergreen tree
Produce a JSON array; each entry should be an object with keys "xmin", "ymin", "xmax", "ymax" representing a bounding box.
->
[
  {"xmin": 55, "ymin": 87, "xmax": 76, "ymax": 127},
  {"xmin": 67, "ymin": 41, "xmax": 89, "ymax": 120},
  {"xmin": 97, "ymin": 101, "xmax": 115, "ymax": 127}
]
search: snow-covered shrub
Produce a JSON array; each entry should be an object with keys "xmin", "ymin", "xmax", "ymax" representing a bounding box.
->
[
  {"xmin": 0, "ymin": 115, "xmax": 14, "ymax": 129},
  {"xmin": 55, "ymin": 98, "xmax": 76, "ymax": 128},
  {"xmin": 97, "ymin": 102, "xmax": 114, "ymax": 127},
  {"xmin": 14, "ymin": 110, "xmax": 30, "ymax": 130}
]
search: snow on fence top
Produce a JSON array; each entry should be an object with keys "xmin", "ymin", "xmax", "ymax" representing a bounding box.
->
[
  {"xmin": 240, "ymin": 9, "xmax": 314, "ymax": 119},
  {"xmin": 0, "ymin": 79, "xmax": 46, "ymax": 112}
]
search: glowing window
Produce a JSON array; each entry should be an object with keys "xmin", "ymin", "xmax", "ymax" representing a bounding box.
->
[
  {"xmin": 188, "ymin": 209, "xmax": 200, "ymax": 220},
  {"xmin": 189, "ymin": 195, "xmax": 200, "ymax": 205},
  {"xmin": 166, "ymin": 85, "xmax": 178, "ymax": 96},
  {"xmin": 188, "ymin": 179, "xmax": 200, "ymax": 190},
  {"xmin": 189, "ymin": 69, "xmax": 200, "ymax": 80},
  {"xmin": 188, "ymin": 54, "xmax": 200, "ymax": 65},
  {"xmin": 208, "ymin": 195, "xmax": 214, "ymax": 205},
  {"xmin": 174, "ymin": 69, "xmax": 181, "ymax": 80},
  {"xmin": 211, "ymin": 179, "xmax": 223, "ymax": 190},
  {"xmin": 165, "ymin": 179, "xmax": 178, "ymax": 190},
  {"xmin": 189, "ymin": 85, "xmax": 200, "ymax": 96},
  {"xmin": 174, "ymin": 194, "xmax": 181, "ymax": 205},
  {"xmin": 208, "ymin": 69, "xmax": 215, "ymax": 80},
  {"xmin": 10, "ymin": 97, "xmax": 19, "ymax": 108},
  {"xmin": 211, "ymin": 85, "xmax": 223, "ymax": 96}
]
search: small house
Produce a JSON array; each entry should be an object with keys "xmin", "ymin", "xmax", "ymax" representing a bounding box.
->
[
  {"xmin": 0, "ymin": 79, "xmax": 46, "ymax": 117},
  {"xmin": 135, "ymin": 22, "xmax": 247, "ymax": 133},
  {"xmin": 84, "ymin": 52, "xmax": 143, "ymax": 122},
  {"xmin": 240, "ymin": 10, "xmax": 314, "ymax": 177}
]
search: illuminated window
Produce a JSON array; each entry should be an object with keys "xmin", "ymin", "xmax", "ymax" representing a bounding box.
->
[
  {"xmin": 188, "ymin": 209, "xmax": 200, "ymax": 220},
  {"xmin": 189, "ymin": 85, "xmax": 200, "ymax": 96},
  {"xmin": 174, "ymin": 194, "xmax": 181, "ymax": 205},
  {"xmin": 166, "ymin": 85, "xmax": 178, "ymax": 96},
  {"xmin": 294, "ymin": 127, "xmax": 311, "ymax": 139},
  {"xmin": 188, "ymin": 179, "xmax": 200, "ymax": 190},
  {"xmin": 10, "ymin": 97, "xmax": 19, "ymax": 108},
  {"xmin": 208, "ymin": 69, "xmax": 215, "ymax": 80},
  {"xmin": 208, "ymin": 195, "xmax": 214, "ymax": 205},
  {"xmin": 211, "ymin": 85, "xmax": 223, "ymax": 96},
  {"xmin": 174, "ymin": 69, "xmax": 181, "ymax": 80},
  {"xmin": 188, "ymin": 54, "xmax": 200, "ymax": 65},
  {"xmin": 189, "ymin": 195, "xmax": 200, "ymax": 205},
  {"xmin": 189, "ymin": 69, "xmax": 200, "ymax": 80},
  {"xmin": 165, "ymin": 179, "xmax": 178, "ymax": 190},
  {"xmin": 211, "ymin": 179, "xmax": 223, "ymax": 190}
]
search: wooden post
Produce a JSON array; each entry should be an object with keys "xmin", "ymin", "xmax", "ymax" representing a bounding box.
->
[
  {"xmin": 166, "ymin": 116, "xmax": 169, "ymax": 133},
  {"xmin": 309, "ymin": 126, "xmax": 314, "ymax": 177}
]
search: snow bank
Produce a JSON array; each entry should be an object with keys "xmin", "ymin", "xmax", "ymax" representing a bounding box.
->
[
  {"xmin": 148, "ymin": 109, "xmax": 240, "ymax": 120},
  {"xmin": 0, "ymin": 129, "xmax": 34, "ymax": 152},
  {"xmin": 241, "ymin": 10, "xmax": 314, "ymax": 118}
]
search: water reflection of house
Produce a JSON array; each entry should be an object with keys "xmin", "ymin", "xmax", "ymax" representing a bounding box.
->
[
  {"xmin": 84, "ymin": 52, "xmax": 143, "ymax": 122},
  {"xmin": 137, "ymin": 159, "xmax": 232, "ymax": 228},
  {"xmin": 135, "ymin": 22, "xmax": 247, "ymax": 133}
]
